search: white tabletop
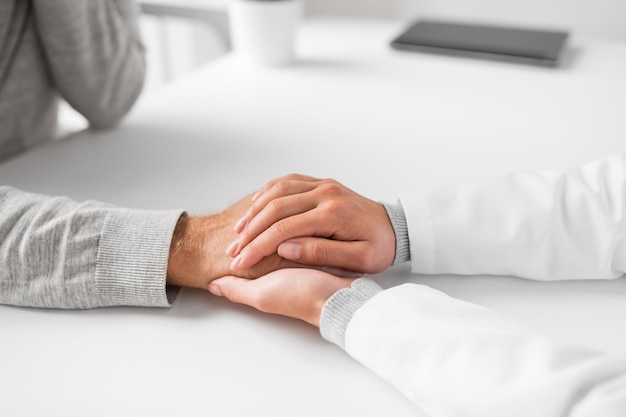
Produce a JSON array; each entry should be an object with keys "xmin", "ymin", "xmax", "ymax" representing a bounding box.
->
[{"xmin": 2, "ymin": 18, "xmax": 626, "ymax": 417}]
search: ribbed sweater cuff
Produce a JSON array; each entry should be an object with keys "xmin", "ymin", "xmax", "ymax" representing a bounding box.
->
[
  {"xmin": 320, "ymin": 278, "xmax": 383, "ymax": 349},
  {"xmin": 383, "ymin": 202, "xmax": 410, "ymax": 264},
  {"xmin": 95, "ymin": 208, "xmax": 185, "ymax": 307}
]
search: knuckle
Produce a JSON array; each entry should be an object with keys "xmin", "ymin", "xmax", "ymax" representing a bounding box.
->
[
  {"xmin": 318, "ymin": 180, "xmax": 343, "ymax": 196},
  {"xmin": 267, "ymin": 198, "xmax": 286, "ymax": 213},
  {"xmin": 268, "ymin": 220, "xmax": 289, "ymax": 237},
  {"xmin": 273, "ymin": 180, "xmax": 290, "ymax": 193},
  {"xmin": 322, "ymin": 199, "xmax": 345, "ymax": 217},
  {"xmin": 356, "ymin": 247, "xmax": 377, "ymax": 271},
  {"xmin": 310, "ymin": 241, "xmax": 330, "ymax": 263},
  {"xmin": 240, "ymin": 225, "xmax": 254, "ymax": 239}
]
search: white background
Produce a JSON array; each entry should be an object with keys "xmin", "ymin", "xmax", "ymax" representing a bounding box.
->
[{"xmin": 306, "ymin": 0, "xmax": 626, "ymax": 40}]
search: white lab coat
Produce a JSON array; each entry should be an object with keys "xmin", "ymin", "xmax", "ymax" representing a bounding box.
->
[{"xmin": 345, "ymin": 155, "xmax": 626, "ymax": 417}]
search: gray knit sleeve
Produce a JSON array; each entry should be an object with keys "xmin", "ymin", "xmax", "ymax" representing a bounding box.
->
[
  {"xmin": 383, "ymin": 202, "xmax": 411, "ymax": 264},
  {"xmin": 0, "ymin": 186, "xmax": 183, "ymax": 309},
  {"xmin": 320, "ymin": 278, "xmax": 383, "ymax": 349},
  {"xmin": 95, "ymin": 208, "xmax": 183, "ymax": 307},
  {"xmin": 32, "ymin": 0, "xmax": 145, "ymax": 128}
]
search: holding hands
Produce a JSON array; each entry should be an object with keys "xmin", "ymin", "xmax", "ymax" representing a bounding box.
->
[
  {"xmin": 210, "ymin": 269, "xmax": 356, "ymax": 327},
  {"xmin": 202, "ymin": 174, "xmax": 397, "ymax": 327},
  {"xmin": 166, "ymin": 193, "xmax": 304, "ymax": 289},
  {"xmin": 225, "ymin": 174, "xmax": 397, "ymax": 274}
]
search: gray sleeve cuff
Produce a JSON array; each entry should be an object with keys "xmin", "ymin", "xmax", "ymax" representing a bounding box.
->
[
  {"xmin": 383, "ymin": 202, "xmax": 411, "ymax": 265},
  {"xmin": 95, "ymin": 208, "xmax": 185, "ymax": 307},
  {"xmin": 320, "ymin": 278, "xmax": 383, "ymax": 349}
]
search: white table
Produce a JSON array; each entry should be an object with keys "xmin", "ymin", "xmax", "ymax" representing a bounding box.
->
[{"xmin": 2, "ymin": 18, "xmax": 626, "ymax": 417}]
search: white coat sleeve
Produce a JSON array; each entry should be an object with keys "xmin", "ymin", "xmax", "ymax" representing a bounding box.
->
[
  {"xmin": 400, "ymin": 154, "xmax": 626, "ymax": 280},
  {"xmin": 340, "ymin": 281, "xmax": 626, "ymax": 417}
]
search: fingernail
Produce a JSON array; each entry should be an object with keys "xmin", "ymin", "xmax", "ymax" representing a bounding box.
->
[
  {"xmin": 230, "ymin": 255, "xmax": 242, "ymax": 270},
  {"xmin": 209, "ymin": 285, "xmax": 222, "ymax": 296},
  {"xmin": 251, "ymin": 190, "xmax": 263, "ymax": 201},
  {"xmin": 225, "ymin": 240, "xmax": 239, "ymax": 257},
  {"xmin": 233, "ymin": 216, "xmax": 248, "ymax": 233},
  {"xmin": 278, "ymin": 243, "xmax": 301, "ymax": 260}
]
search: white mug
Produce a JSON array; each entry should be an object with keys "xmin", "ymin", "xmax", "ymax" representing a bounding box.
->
[{"xmin": 229, "ymin": 0, "xmax": 303, "ymax": 66}]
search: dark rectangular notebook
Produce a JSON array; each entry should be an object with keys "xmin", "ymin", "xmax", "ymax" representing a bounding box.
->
[{"xmin": 391, "ymin": 20, "xmax": 569, "ymax": 67}]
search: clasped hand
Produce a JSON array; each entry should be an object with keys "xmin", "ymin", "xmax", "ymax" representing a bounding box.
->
[
  {"xmin": 227, "ymin": 174, "xmax": 396, "ymax": 273},
  {"xmin": 209, "ymin": 174, "xmax": 396, "ymax": 327}
]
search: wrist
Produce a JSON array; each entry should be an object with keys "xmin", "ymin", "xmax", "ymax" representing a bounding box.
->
[
  {"xmin": 167, "ymin": 213, "xmax": 191, "ymax": 287},
  {"xmin": 167, "ymin": 214, "xmax": 221, "ymax": 288},
  {"xmin": 319, "ymin": 278, "xmax": 383, "ymax": 349},
  {"xmin": 309, "ymin": 295, "xmax": 333, "ymax": 328},
  {"xmin": 166, "ymin": 193, "xmax": 299, "ymax": 289},
  {"xmin": 308, "ymin": 278, "xmax": 358, "ymax": 328}
]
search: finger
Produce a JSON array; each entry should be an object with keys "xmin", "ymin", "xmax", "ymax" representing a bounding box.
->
[
  {"xmin": 209, "ymin": 276, "xmax": 256, "ymax": 306},
  {"xmin": 231, "ymin": 211, "xmax": 335, "ymax": 270},
  {"xmin": 251, "ymin": 174, "xmax": 322, "ymax": 202},
  {"xmin": 278, "ymin": 237, "xmax": 376, "ymax": 273},
  {"xmin": 229, "ymin": 192, "xmax": 319, "ymax": 257},
  {"xmin": 234, "ymin": 179, "xmax": 320, "ymax": 234},
  {"xmin": 234, "ymin": 180, "xmax": 319, "ymax": 235}
]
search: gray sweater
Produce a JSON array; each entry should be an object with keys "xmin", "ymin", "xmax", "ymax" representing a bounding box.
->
[
  {"xmin": 0, "ymin": 1, "xmax": 411, "ymax": 349},
  {"xmin": 0, "ymin": 0, "xmax": 145, "ymax": 160},
  {"xmin": 0, "ymin": 186, "xmax": 183, "ymax": 308},
  {"xmin": 0, "ymin": 1, "xmax": 186, "ymax": 309}
]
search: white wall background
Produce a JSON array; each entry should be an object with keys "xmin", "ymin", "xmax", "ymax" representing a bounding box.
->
[
  {"xmin": 58, "ymin": 0, "xmax": 625, "ymax": 135},
  {"xmin": 305, "ymin": 0, "xmax": 626, "ymax": 40},
  {"xmin": 140, "ymin": 15, "xmax": 227, "ymax": 91},
  {"xmin": 57, "ymin": 12, "xmax": 229, "ymax": 137}
]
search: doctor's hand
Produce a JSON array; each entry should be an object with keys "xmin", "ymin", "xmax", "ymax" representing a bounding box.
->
[
  {"xmin": 208, "ymin": 269, "xmax": 356, "ymax": 327},
  {"xmin": 166, "ymin": 193, "xmax": 358, "ymax": 290},
  {"xmin": 226, "ymin": 174, "xmax": 396, "ymax": 274}
]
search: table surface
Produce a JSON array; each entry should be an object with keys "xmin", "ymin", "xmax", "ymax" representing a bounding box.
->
[{"xmin": 2, "ymin": 18, "xmax": 626, "ymax": 417}]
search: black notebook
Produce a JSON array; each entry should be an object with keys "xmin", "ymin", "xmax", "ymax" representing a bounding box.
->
[{"xmin": 391, "ymin": 20, "xmax": 569, "ymax": 67}]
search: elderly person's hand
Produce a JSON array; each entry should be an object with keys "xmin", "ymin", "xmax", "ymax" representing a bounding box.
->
[
  {"xmin": 167, "ymin": 193, "xmax": 303, "ymax": 289},
  {"xmin": 167, "ymin": 192, "xmax": 359, "ymax": 290}
]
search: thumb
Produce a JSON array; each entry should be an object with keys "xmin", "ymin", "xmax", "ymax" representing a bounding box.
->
[
  {"xmin": 277, "ymin": 237, "xmax": 372, "ymax": 273},
  {"xmin": 209, "ymin": 276, "xmax": 253, "ymax": 305}
]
